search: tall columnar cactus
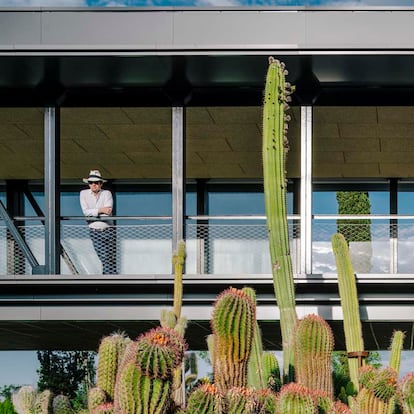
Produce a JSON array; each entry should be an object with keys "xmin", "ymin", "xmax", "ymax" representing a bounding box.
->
[
  {"xmin": 387, "ymin": 330, "xmax": 405, "ymax": 414},
  {"xmin": 97, "ymin": 332, "xmax": 130, "ymax": 401},
  {"xmin": 185, "ymin": 383, "xmax": 224, "ymax": 414},
  {"xmin": 398, "ymin": 372, "xmax": 414, "ymax": 413},
  {"xmin": 275, "ymin": 383, "xmax": 317, "ymax": 413},
  {"xmin": 172, "ymin": 240, "xmax": 186, "ymax": 320},
  {"xmin": 262, "ymin": 56, "xmax": 297, "ymax": 382},
  {"xmin": 294, "ymin": 314, "xmax": 334, "ymax": 397},
  {"xmin": 243, "ymin": 287, "xmax": 266, "ymax": 390},
  {"xmin": 211, "ymin": 287, "xmax": 256, "ymax": 392},
  {"xmin": 331, "ymin": 233, "xmax": 365, "ymax": 391}
]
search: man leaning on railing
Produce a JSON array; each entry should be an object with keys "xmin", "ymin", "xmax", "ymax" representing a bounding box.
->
[{"xmin": 79, "ymin": 169, "xmax": 117, "ymax": 275}]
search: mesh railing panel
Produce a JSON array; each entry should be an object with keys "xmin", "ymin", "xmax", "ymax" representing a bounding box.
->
[
  {"xmin": 312, "ymin": 220, "xmax": 392, "ymax": 274},
  {"xmin": 185, "ymin": 220, "xmax": 300, "ymax": 275},
  {"xmin": 3, "ymin": 219, "xmax": 414, "ymax": 275},
  {"xmin": 61, "ymin": 223, "xmax": 173, "ymax": 275},
  {"xmin": 1, "ymin": 224, "xmax": 45, "ymax": 275}
]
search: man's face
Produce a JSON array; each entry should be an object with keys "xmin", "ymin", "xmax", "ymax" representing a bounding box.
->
[{"xmin": 88, "ymin": 181, "xmax": 103, "ymax": 193}]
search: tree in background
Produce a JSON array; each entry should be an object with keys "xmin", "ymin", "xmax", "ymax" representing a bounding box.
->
[
  {"xmin": 36, "ymin": 351, "xmax": 95, "ymax": 404},
  {"xmin": 336, "ymin": 191, "xmax": 372, "ymax": 273}
]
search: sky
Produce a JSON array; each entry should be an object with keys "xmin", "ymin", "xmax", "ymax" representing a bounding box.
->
[{"xmin": 2, "ymin": 0, "xmax": 414, "ymax": 7}]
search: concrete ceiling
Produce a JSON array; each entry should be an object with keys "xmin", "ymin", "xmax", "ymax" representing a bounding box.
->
[{"xmin": 1, "ymin": 106, "xmax": 414, "ymax": 181}]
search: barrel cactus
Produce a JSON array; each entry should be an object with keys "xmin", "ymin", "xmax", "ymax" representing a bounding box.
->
[
  {"xmin": 211, "ymin": 287, "xmax": 256, "ymax": 392},
  {"xmin": 275, "ymin": 383, "xmax": 317, "ymax": 413},
  {"xmin": 294, "ymin": 314, "xmax": 334, "ymax": 397},
  {"xmin": 185, "ymin": 383, "xmax": 224, "ymax": 414}
]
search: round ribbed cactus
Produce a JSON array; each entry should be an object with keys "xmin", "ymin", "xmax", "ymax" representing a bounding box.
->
[
  {"xmin": 294, "ymin": 314, "xmax": 334, "ymax": 397},
  {"xmin": 398, "ymin": 372, "xmax": 414, "ymax": 413},
  {"xmin": 97, "ymin": 332, "xmax": 130, "ymax": 401},
  {"xmin": 355, "ymin": 366, "xmax": 397, "ymax": 413},
  {"xmin": 52, "ymin": 394, "xmax": 72, "ymax": 414},
  {"xmin": 276, "ymin": 383, "xmax": 317, "ymax": 414},
  {"xmin": 211, "ymin": 287, "xmax": 256, "ymax": 392},
  {"xmin": 88, "ymin": 387, "xmax": 107, "ymax": 413},
  {"xmin": 12, "ymin": 386, "xmax": 37, "ymax": 414},
  {"xmin": 185, "ymin": 383, "xmax": 224, "ymax": 414},
  {"xmin": 225, "ymin": 387, "xmax": 257, "ymax": 414},
  {"xmin": 262, "ymin": 56, "xmax": 297, "ymax": 383},
  {"xmin": 134, "ymin": 326, "xmax": 187, "ymax": 380}
]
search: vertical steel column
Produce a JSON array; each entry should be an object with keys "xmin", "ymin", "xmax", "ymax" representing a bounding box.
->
[
  {"xmin": 172, "ymin": 107, "xmax": 186, "ymax": 257},
  {"xmin": 44, "ymin": 107, "xmax": 61, "ymax": 274},
  {"xmin": 300, "ymin": 106, "xmax": 313, "ymax": 275}
]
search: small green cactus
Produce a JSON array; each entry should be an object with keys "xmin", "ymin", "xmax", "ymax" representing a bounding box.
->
[{"xmin": 52, "ymin": 395, "xmax": 72, "ymax": 414}]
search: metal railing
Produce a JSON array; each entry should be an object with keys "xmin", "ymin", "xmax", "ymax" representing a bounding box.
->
[{"xmin": 2, "ymin": 215, "xmax": 414, "ymax": 276}]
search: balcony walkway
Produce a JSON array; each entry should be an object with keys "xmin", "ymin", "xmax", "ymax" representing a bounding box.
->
[{"xmin": 1, "ymin": 273, "xmax": 413, "ymax": 351}]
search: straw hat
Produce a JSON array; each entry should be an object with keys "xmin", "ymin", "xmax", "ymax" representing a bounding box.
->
[{"xmin": 82, "ymin": 170, "xmax": 107, "ymax": 183}]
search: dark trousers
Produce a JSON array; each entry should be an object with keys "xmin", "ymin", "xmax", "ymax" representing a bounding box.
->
[{"xmin": 89, "ymin": 227, "xmax": 117, "ymax": 274}]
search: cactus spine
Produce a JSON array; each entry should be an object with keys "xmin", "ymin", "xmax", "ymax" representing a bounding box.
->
[
  {"xmin": 294, "ymin": 314, "xmax": 334, "ymax": 397},
  {"xmin": 262, "ymin": 56, "xmax": 297, "ymax": 382},
  {"xmin": 331, "ymin": 233, "xmax": 365, "ymax": 391},
  {"xmin": 211, "ymin": 287, "xmax": 256, "ymax": 392}
]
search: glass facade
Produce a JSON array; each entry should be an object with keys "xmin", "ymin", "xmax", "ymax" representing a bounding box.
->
[{"xmin": 2, "ymin": 105, "xmax": 414, "ymax": 275}]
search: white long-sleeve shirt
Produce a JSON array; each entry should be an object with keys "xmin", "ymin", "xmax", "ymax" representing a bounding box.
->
[{"xmin": 80, "ymin": 188, "xmax": 113, "ymax": 229}]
